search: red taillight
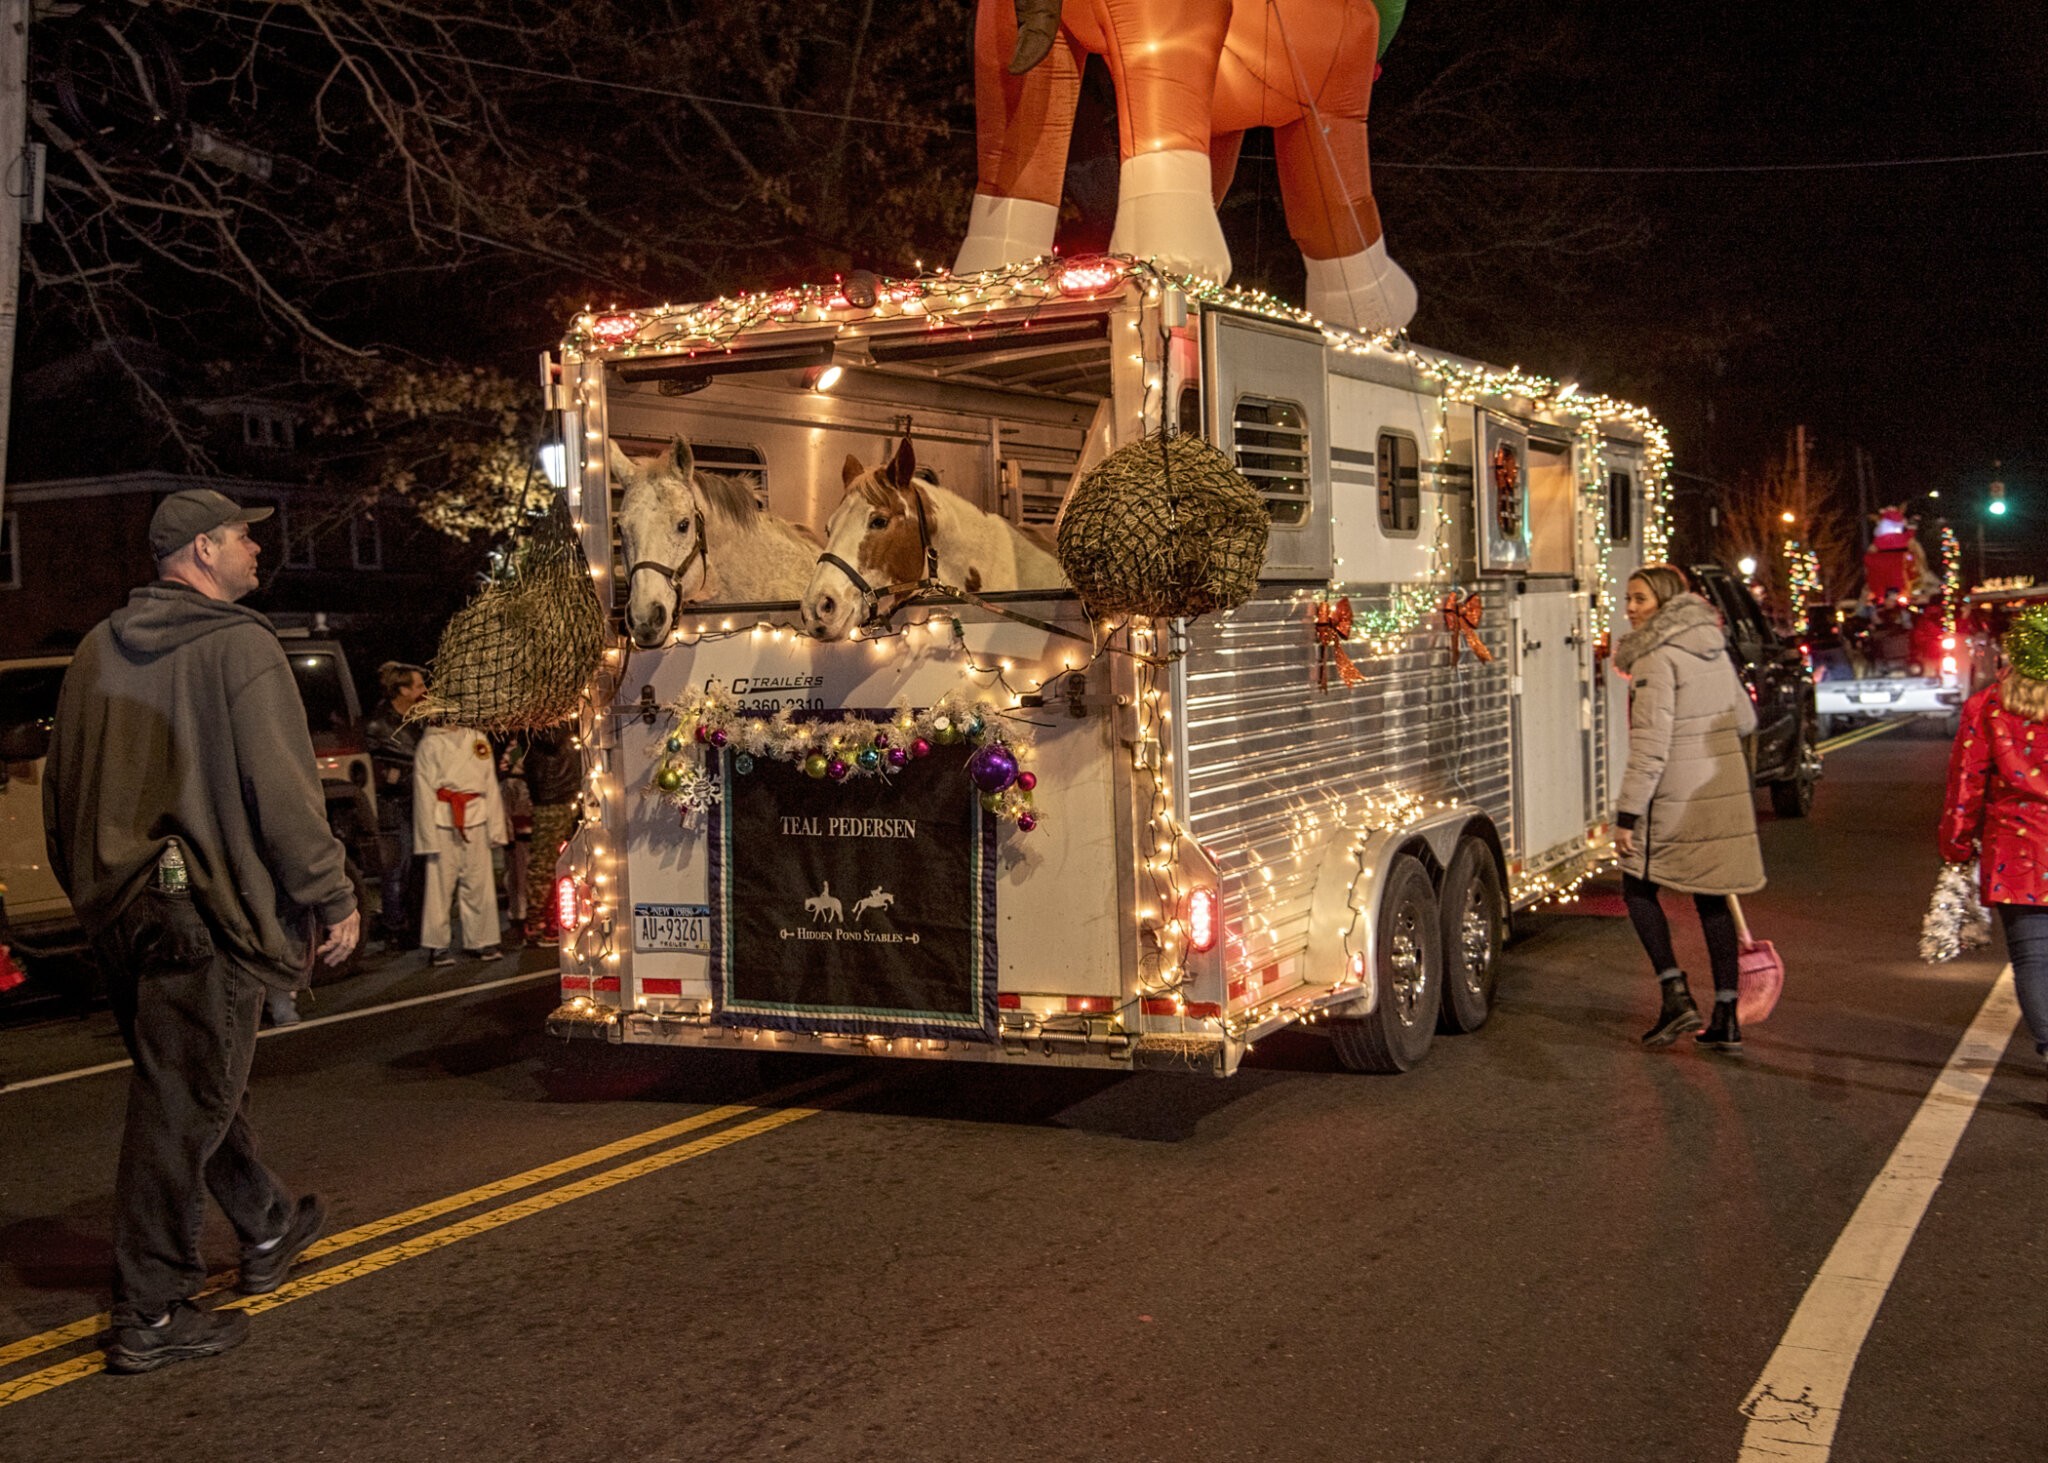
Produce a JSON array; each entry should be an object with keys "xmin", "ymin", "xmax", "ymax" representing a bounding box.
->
[
  {"xmin": 1186, "ymin": 888, "xmax": 1219, "ymax": 953},
  {"xmin": 1066, "ymin": 995, "xmax": 1116, "ymax": 1014},
  {"xmin": 1056, "ymin": 256, "xmax": 1126, "ymax": 295},
  {"xmin": 556, "ymin": 875, "xmax": 586, "ymax": 933},
  {"xmin": 1942, "ymin": 635, "xmax": 1956, "ymax": 651}
]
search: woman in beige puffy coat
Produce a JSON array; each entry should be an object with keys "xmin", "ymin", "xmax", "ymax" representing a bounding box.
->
[{"xmin": 1613, "ymin": 564, "xmax": 1766, "ymax": 1053}]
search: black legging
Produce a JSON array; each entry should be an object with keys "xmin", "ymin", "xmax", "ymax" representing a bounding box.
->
[{"xmin": 1622, "ymin": 873, "xmax": 1740, "ymax": 995}]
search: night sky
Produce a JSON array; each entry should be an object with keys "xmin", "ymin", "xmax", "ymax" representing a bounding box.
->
[{"xmin": 1193, "ymin": 0, "xmax": 2047, "ymax": 567}]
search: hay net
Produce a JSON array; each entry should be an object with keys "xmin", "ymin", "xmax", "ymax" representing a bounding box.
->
[
  {"xmin": 1054, "ymin": 431, "xmax": 1269, "ymax": 621},
  {"xmin": 420, "ymin": 494, "xmax": 609, "ymax": 733}
]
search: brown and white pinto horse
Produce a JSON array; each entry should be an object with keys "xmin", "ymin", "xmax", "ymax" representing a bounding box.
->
[{"xmin": 799, "ymin": 437, "xmax": 1066, "ymax": 640}]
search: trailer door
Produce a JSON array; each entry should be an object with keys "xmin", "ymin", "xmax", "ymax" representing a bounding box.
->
[{"xmin": 1204, "ymin": 313, "xmax": 1330, "ymax": 579}]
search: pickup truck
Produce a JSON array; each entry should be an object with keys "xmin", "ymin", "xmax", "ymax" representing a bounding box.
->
[
  {"xmin": 1809, "ymin": 601, "xmax": 1964, "ymax": 735},
  {"xmin": 1687, "ymin": 563, "xmax": 1822, "ymax": 817}
]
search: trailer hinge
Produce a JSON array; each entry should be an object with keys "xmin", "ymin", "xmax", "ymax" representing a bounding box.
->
[
  {"xmin": 636, "ymin": 684, "xmax": 660, "ymax": 725},
  {"xmin": 1066, "ymin": 671, "xmax": 1088, "ymax": 719}
]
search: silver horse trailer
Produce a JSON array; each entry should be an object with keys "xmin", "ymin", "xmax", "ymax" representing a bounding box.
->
[{"xmin": 540, "ymin": 259, "xmax": 1669, "ymax": 1075}]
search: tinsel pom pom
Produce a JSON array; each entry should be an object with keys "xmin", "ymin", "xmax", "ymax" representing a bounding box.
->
[{"xmin": 1919, "ymin": 861, "xmax": 1993, "ymax": 964}]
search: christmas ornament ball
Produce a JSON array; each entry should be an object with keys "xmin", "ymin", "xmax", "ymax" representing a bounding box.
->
[
  {"xmin": 935, "ymin": 724, "xmax": 962, "ymax": 746},
  {"xmin": 709, "ymin": 728, "xmax": 729, "ymax": 748},
  {"xmin": 655, "ymin": 766, "xmax": 684, "ymax": 792},
  {"xmin": 966, "ymin": 715, "xmax": 986, "ymax": 738},
  {"xmin": 693, "ymin": 724, "xmax": 710, "ymax": 743},
  {"xmin": 873, "ymin": 730, "xmax": 890, "ymax": 749},
  {"xmin": 803, "ymin": 752, "xmax": 830, "ymax": 779},
  {"xmin": 856, "ymin": 747, "xmax": 881, "ymax": 771},
  {"xmin": 911, "ymin": 738, "xmax": 932, "ymax": 759},
  {"xmin": 665, "ymin": 735, "xmax": 684, "ymax": 754},
  {"xmin": 1017, "ymin": 771, "xmax": 1037, "ymax": 793},
  {"xmin": 981, "ymin": 792, "xmax": 1004, "ymax": 813},
  {"xmin": 887, "ymin": 747, "xmax": 909, "ymax": 769},
  {"xmin": 1017, "ymin": 813, "xmax": 1037, "ymax": 832},
  {"xmin": 966, "ymin": 743, "xmax": 1020, "ymax": 793},
  {"xmin": 827, "ymin": 758, "xmax": 850, "ymax": 781}
]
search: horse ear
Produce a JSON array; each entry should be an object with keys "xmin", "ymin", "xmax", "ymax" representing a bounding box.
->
[
  {"xmin": 888, "ymin": 436, "xmax": 916, "ymax": 489},
  {"xmin": 667, "ymin": 436, "xmax": 695, "ymax": 477},
  {"xmin": 606, "ymin": 439, "xmax": 635, "ymax": 486},
  {"xmin": 841, "ymin": 454, "xmax": 866, "ymax": 488}
]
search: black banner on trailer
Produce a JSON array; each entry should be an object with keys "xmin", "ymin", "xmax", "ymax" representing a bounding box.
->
[{"xmin": 708, "ymin": 740, "xmax": 997, "ymax": 1040}]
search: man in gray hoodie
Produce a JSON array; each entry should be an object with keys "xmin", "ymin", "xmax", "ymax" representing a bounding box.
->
[{"xmin": 44, "ymin": 489, "xmax": 360, "ymax": 1374}]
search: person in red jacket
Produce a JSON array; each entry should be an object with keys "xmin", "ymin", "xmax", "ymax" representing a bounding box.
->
[{"xmin": 1939, "ymin": 605, "xmax": 2048, "ymax": 1066}]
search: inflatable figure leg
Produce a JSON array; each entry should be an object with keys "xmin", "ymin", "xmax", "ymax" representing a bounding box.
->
[
  {"xmin": 1276, "ymin": 116, "xmax": 1414, "ymax": 330},
  {"xmin": 1304, "ymin": 240, "xmax": 1417, "ymax": 332},
  {"xmin": 956, "ymin": 1, "xmax": 1082, "ymax": 274},
  {"xmin": 1107, "ymin": 150, "xmax": 1233, "ymax": 282}
]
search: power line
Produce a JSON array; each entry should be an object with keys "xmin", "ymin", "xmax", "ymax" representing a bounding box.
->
[{"xmin": 1369, "ymin": 147, "xmax": 2048, "ymax": 175}]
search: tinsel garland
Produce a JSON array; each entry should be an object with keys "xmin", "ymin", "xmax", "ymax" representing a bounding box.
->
[
  {"xmin": 650, "ymin": 682, "xmax": 1040, "ymax": 831},
  {"xmin": 2004, "ymin": 605, "xmax": 2048, "ymax": 683},
  {"xmin": 1919, "ymin": 861, "xmax": 1993, "ymax": 964}
]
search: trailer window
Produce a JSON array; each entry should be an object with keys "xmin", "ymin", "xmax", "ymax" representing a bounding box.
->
[
  {"xmin": 1233, "ymin": 396, "xmax": 1309, "ymax": 526},
  {"xmin": 1607, "ymin": 470, "xmax": 1633, "ymax": 543},
  {"xmin": 1375, "ymin": 430, "xmax": 1420, "ymax": 535}
]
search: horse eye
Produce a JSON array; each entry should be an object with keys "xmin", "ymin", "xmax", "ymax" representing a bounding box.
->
[
  {"xmin": 675, "ymin": 519, "xmax": 693, "ymax": 536},
  {"xmin": 868, "ymin": 514, "xmax": 889, "ymax": 531}
]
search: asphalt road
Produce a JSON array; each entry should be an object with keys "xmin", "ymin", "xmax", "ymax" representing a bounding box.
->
[{"xmin": 0, "ymin": 722, "xmax": 2038, "ymax": 1463}]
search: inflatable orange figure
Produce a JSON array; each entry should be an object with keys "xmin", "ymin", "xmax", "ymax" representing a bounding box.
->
[{"xmin": 955, "ymin": 0, "xmax": 1417, "ymax": 332}]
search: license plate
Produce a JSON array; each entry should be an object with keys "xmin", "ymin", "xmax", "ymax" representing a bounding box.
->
[
  {"xmin": 1857, "ymin": 692, "xmax": 1893, "ymax": 705},
  {"xmin": 633, "ymin": 903, "xmax": 710, "ymax": 953}
]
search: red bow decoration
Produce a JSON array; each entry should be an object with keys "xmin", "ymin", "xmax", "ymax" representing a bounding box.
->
[
  {"xmin": 1314, "ymin": 597, "xmax": 1366, "ymax": 690},
  {"xmin": 1441, "ymin": 591, "xmax": 1494, "ymax": 666}
]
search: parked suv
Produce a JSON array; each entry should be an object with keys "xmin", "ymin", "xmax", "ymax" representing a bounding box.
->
[
  {"xmin": 0, "ymin": 635, "xmax": 375, "ymax": 1005},
  {"xmin": 1688, "ymin": 563, "xmax": 1822, "ymax": 818}
]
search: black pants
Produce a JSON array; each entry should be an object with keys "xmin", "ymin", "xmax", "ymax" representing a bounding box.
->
[
  {"xmin": 97, "ymin": 888, "xmax": 293, "ymax": 1327},
  {"xmin": 1622, "ymin": 873, "xmax": 1741, "ymax": 996}
]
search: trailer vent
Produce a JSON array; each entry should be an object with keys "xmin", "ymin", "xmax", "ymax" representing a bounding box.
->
[{"xmin": 1231, "ymin": 396, "xmax": 1310, "ymax": 526}]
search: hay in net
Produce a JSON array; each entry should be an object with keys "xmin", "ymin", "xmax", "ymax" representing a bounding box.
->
[
  {"xmin": 1055, "ymin": 431, "xmax": 1269, "ymax": 619},
  {"xmin": 420, "ymin": 498, "xmax": 608, "ymax": 733}
]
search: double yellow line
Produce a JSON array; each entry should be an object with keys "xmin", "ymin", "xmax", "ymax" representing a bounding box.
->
[
  {"xmin": 0, "ymin": 1067, "xmax": 874, "ymax": 1408},
  {"xmin": 1815, "ymin": 716, "xmax": 1918, "ymax": 755}
]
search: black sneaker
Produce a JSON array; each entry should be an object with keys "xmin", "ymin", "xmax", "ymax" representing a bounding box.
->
[
  {"xmin": 238, "ymin": 1195, "xmax": 328, "ymax": 1295},
  {"xmin": 105, "ymin": 1301, "xmax": 250, "ymax": 1375},
  {"xmin": 428, "ymin": 947, "xmax": 456, "ymax": 966}
]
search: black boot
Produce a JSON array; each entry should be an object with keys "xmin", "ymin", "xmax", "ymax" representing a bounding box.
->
[
  {"xmin": 1642, "ymin": 972, "xmax": 1704, "ymax": 1046},
  {"xmin": 1695, "ymin": 996, "xmax": 1743, "ymax": 1053}
]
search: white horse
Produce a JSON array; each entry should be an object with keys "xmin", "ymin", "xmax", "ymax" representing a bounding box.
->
[
  {"xmin": 799, "ymin": 437, "xmax": 1066, "ymax": 640},
  {"xmin": 609, "ymin": 438, "xmax": 820, "ymax": 648}
]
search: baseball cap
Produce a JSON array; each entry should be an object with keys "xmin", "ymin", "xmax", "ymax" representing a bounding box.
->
[{"xmin": 149, "ymin": 489, "xmax": 275, "ymax": 559}]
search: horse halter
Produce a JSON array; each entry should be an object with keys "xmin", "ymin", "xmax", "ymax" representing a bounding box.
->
[
  {"xmin": 627, "ymin": 505, "xmax": 708, "ymax": 626},
  {"xmin": 815, "ymin": 482, "xmax": 940, "ymax": 625}
]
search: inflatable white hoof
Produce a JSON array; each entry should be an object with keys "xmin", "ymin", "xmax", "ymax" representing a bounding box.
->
[
  {"xmin": 1107, "ymin": 150, "xmax": 1233, "ymax": 283},
  {"xmin": 953, "ymin": 194, "xmax": 1059, "ymax": 275},
  {"xmin": 1304, "ymin": 240, "xmax": 1418, "ymax": 332}
]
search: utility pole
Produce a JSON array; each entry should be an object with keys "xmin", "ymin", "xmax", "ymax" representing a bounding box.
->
[
  {"xmin": 1794, "ymin": 424, "xmax": 1810, "ymax": 506},
  {"xmin": 1853, "ymin": 445, "xmax": 1872, "ymax": 554},
  {"xmin": 0, "ymin": 0, "xmax": 25, "ymax": 523}
]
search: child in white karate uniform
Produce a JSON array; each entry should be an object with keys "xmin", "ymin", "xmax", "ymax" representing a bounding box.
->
[{"xmin": 413, "ymin": 723, "xmax": 509, "ymax": 960}]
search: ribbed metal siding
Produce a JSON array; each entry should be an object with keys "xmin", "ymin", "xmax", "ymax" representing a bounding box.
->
[{"xmin": 1179, "ymin": 584, "xmax": 1513, "ymax": 972}]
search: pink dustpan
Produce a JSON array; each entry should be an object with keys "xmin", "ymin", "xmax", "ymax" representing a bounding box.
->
[{"xmin": 1729, "ymin": 895, "xmax": 1782, "ymax": 1026}]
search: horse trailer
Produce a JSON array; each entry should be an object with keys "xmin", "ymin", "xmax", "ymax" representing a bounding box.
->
[{"xmin": 539, "ymin": 257, "xmax": 1668, "ymax": 1075}]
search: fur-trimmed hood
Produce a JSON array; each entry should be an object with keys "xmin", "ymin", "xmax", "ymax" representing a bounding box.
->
[{"xmin": 1613, "ymin": 592, "xmax": 1725, "ymax": 673}]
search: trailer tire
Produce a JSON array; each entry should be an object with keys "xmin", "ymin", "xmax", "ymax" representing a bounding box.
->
[
  {"xmin": 1436, "ymin": 839, "xmax": 1504, "ymax": 1034},
  {"xmin": 1330, "ymin": 855, "xmax": 1442, "ymax": 1073}
]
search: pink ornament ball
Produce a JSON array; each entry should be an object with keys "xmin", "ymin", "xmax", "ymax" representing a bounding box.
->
[
  {"xmin": 827, "ymin": 758, "xmax": 850, "ymax": 781},
  {"xmin": 911, "ymin": 738, "xmax": 932, "ymax": 759},
  {"xmin": 1016, "ymin": 813, "xmax": 1037, "ymax": 832},
  {"xmin": 693, "ymin": 723, "xmax": 710, "ymax": 743},
  {"xmin": 1017, "ymin": 771, "xmax": 1037, "ymax": 793}
]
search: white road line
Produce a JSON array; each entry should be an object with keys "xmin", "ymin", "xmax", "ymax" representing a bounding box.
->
[
  {"xmin": 1737, "ymin": 965, "xmax": 2022, "ymax": 1460},
  {"xmin": 1, "ymin": 968, "xmax": 558, "ymax": 1095}
]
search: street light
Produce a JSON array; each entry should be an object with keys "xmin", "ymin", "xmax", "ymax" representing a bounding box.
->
[
  {"xmin": 1737, "ymin": 555, "xmax": 1758, "ymax": 577},
  {"xmin": 1780, "ymin": 510, "xmax": 1796, "ymax": 524}
]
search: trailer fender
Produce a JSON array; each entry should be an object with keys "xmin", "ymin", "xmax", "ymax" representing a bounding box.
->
[{"xmin": 1310, "ymin": 807, "xmax": 1501, "ymax": 1016}]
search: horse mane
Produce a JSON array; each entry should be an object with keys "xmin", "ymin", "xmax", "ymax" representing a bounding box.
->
[
  {"xmin": 694, "ymin": 468, "xmax": 766, "ymax": 526},
  {"xmin": 856, "ymin": 466, "xmax": 946, "ymax": 511}
]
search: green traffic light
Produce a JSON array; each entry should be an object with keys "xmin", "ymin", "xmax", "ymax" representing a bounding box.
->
[{"xmin": 1990, "ymin": 500, "xmax": 2008, "ymax": 516}]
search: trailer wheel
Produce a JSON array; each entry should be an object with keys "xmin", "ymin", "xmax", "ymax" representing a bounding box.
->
[
  {"xmin": 1436, "ymin": 839, "xmax": 1504, "ymax": 1034},
  {"xmin": 1330, "ymin": 855, "xmax": 1443, "ymax": 1073}
]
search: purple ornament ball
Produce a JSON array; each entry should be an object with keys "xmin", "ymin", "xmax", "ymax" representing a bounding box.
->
[
  {"xmin": 1017, "ymin": 813, "xmax": 1037, "ymax": 832},
  {"xmin": 874, "ymin": 730, "xmax": 890, "ymax": 748},
  {"xmin": 827, "ymin": 758, "xmax": 850, "ymax": 781},
  {"xmin": 967, "ymin": 743, "xmax": 1020, "ymax": 794},
  {"xmin": 887, "ymin": 747, "xmax": 909, "ymax": 769},
  {"xmin": 709, "ymin": 728, "xmax": 729, "ymax": 748},
  {"xmin": 911, "ymin": 738, "xmax": 933, "ymax": 759}
]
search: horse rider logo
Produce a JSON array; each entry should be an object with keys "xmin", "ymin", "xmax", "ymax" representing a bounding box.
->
[
  {"xmin": 805, "ymin": 881, "xmax": 843, "ymax": 924},
  {"xmin": 851, "ymin": 886, "xmax": 895, "ymax": 922}
]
